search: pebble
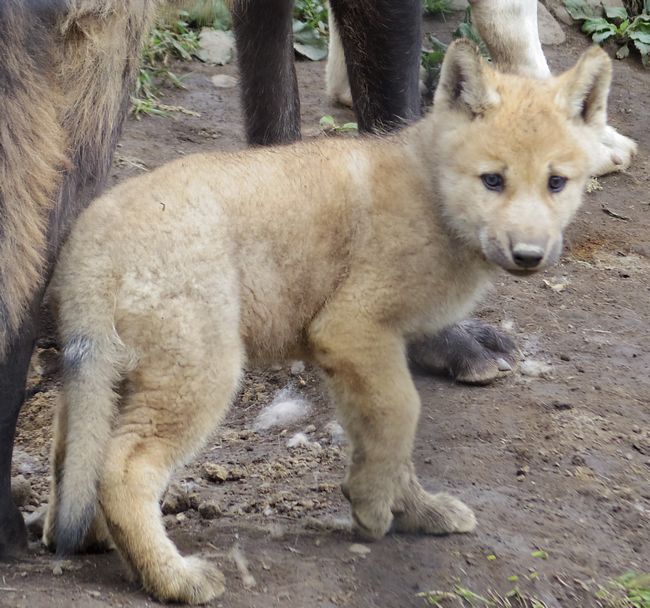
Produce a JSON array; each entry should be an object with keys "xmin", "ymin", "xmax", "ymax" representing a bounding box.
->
[
  {"xmin": 290, "ymin": 360, "xmax": 306, "ymax": 375},
  {"xmin": 348, "ymin": 543, "xmax": 371, "ymax": 556},
  {"xmin": 11, "ymin": 475, "xmax": 33, "ymax": 508},
  {"xmin": 202, "ymin": 462, "xmax": 228, "ymax": 483},
  {"xmin": 198, "ymin": 500, "xmax": 222, "ymax": 520},
  {"xmin": 161, "ymin": 484, "xmax": 191, "ymax": 515},
  {"xmin": 52, "ymin": 564, "xmax": 63, "ymax": 576},
  {"xmin": 210, "ymin": 74, "xmax": 237, "ymax": 88},
  {"xmin": 553, "ymin": 401, "xmax": 574, "ymax": 411}
]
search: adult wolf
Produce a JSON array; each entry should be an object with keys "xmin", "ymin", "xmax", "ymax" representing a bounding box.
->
[{"xmin": 47, "ymin": 40, "xmax": 612, "ymax": 604}]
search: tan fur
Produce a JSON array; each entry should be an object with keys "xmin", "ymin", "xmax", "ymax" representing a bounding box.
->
[
  {"xmin": 47, "ymin": 42, "xmax": 612, "ymax": 604},
  {"xmin": 0, "ymin": 1, "xmax": 159, "ymax": 360}
]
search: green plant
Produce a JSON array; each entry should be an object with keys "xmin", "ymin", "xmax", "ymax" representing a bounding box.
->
[
  {"xmin": 293, "ymin": 0, "xmax": 329, "ymax": 60},
  {"xmin": 595, "ymin": 572, "xmax": 650, "ymax": 608},
  {"xmin": 564, "ymin": 0, "xmax": 650, "ymax": 66},
  {"xmin": 421, "ymin": 8, "xmax": 488, "ymax": 95},
  {"xmin": 319, "ymin": 115, "xmax": 358, "ymax": 134},
  {"xmin": 423, "ymin": 0, "xmax": 454, "ymax": 16},
  {"xmin": 132, "ymin": 11, "xmax": 200, "ymax": 117}
]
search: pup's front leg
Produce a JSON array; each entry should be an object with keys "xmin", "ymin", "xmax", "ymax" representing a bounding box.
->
[{"xmin": 311, "ymin": 319, "xmax": 475, "ymax": 539}]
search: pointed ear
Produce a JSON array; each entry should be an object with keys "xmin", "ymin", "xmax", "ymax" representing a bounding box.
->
[
  {"xmin": 556, "ymin": 45, "xmax": 612, "ymax": 127},
  {"xmin": 434, "ymin": 39, "xmax": 500, "ymax": 117}
]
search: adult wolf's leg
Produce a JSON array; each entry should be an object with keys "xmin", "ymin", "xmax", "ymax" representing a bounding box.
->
[
  {"xmin": 231, "ymin": 0, "xmax": 301, "ymax": 145},
  {"xmin": 0, "ymin": 326, "xmax": 37, "ymax": 558},
  {"xmin": 470, "ymin": 0, "xmax": 636, "ymax": 175},
  {"xmin": 310, "ymin": 315, "xmax": 476, "ymax": 539},
  {"xmin": 328, "ymin": 0, "xmax": 422, "ymax": 133}
]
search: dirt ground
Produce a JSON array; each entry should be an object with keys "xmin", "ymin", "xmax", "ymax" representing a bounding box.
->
[{"xmin": 2, "ymin": 13, "xmax": 649, "ymax": 608}]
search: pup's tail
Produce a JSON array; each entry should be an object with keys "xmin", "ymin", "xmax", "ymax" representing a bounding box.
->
[{"xmin": 53, "ymin": 275, "xmax": 136, "ymax": 554}]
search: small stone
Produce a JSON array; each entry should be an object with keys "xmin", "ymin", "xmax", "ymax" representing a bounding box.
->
[
  {"xmin": 571, "ymin": 454, "xmax": 587, "ymax": 466},
  {"xmin": 161, "ymin": 484, "xmax": 190, "ymax": 515},
  {"xmin": 11, "ymin": 475, "xmax": 33, "ymax": 508},
  {"xmin": 559, "ymin": 354, "xmax": 571, "ymax": 362},
  {"xmin": 537, "ymin": 2, "xmax": 566, "ymax": 45},
  {"xmin": 87, "ymin": 590, "xmax": 101, "ymax": 598},
  {"xmin": 210, "ymin": 74, "xmax": 237, "ymax": 88},
  {"xmin": 202, "ymin": 462, "xmax": 228, "ymax": 483},
  {"xmin": 553, "ymin": 401, "xmax": 574, "ymax": 410},
  {"xmin": 227, "ymin": 466, "xmax": 246, "ymax": 481},
  {"xmin": 52, "ymin": 564, "xmax": 63, "ymax": 576},
  {"xmin": 516, "ymin": 465, "xmax": 530, "ymax": 477},
  {"xmin": 197, "ymin": 28, "xmax": 235, "ymax": 65},
  {"xmin": 348, "ymin": 543, "xmax": 371, "ymax": 556},
  {"xmin": 198, "ymin": 500, "xmax": 221, "ymax": 520},
  {"xmin": 290, "ymin": 360, "xmax": 306, "ymax": 375},
  {"xmin": 305, "ymin": 424, "xmax": 316, "ymax": 434},
  {"xmin": 176, "ymin": 512, "xmax": 187, "ymax": 523}
]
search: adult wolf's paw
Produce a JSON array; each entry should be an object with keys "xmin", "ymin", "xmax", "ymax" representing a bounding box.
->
[
  {"xmin": 145, "ymin": 556, "xmax": 226, "ymax": 605},
  {"xmin": 0, "ymin": 502, "xmax": 27, "ymax": 559},
  {"xmin": 393, "ymin": 491, "xmax": 476, "ymax": 535},
  {"xmin": 591, "ymin": 124, "xmax": 637, "ymax": 177},
  {"xmin": 408, "ymin": 319, "xmax": 516, "ymax": 385}
]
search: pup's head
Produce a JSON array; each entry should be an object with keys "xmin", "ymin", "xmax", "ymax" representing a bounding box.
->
[{"xmin": 430, "ymin": 40, "xmax": 611, "ymax": 275}]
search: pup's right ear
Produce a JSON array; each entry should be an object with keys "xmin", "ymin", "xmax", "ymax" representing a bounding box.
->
[{"xmin": 434, "ymin": 39, "xmax": 500, "ymax": 118}]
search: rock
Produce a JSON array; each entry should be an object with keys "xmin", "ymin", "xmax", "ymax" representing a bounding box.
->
[
  {"xmin": 202, "ymin": 462, "xmax": 228, "ymax": 483},
  {"xmin": 290, "ymin": 360, "xmax": 306, "ymax": 375},
  {"xmin": 348, "ymin": 543, "xmax": 371, "ymax": 556},
  {"xmin": 553, "ymin": 400, "xmax": 574, "ymax": 410},
  {"xmin": 198, "ymin": 500, "xmax": 222, "ymax": 520},
  {"xmin": 538, "ymin": 2, "xmax": 566, "ymax": 45},
  {"xmin": 161, "ymin": 484, "xmax": 191, "ymax": 515},
  {"xmin": 11, "ymin": 475, "xmax": 33, "ymax": 507},
  {"xmin": 197, "ymin": 28, "xmax": 235, "ymax": 65},
  {"xmin": 211, "ymin": 74, "xmax": 237, "ymax": 88},
  {"xmin": 52, "ymin": 564, "xmax": 63, "ymax": 577},
  {"xmin": 542, "ymin": 0, "xmax": 575, "ymax": 25},
  {"xmin": 324, "ymin": 421, "xmax": 346, "ymax": 446}
]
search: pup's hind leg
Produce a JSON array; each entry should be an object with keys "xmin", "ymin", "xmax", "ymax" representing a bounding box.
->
[
  {"xmin": 99, "ymin": 327, "xmax": 243, "ymax": 604},
  {"xmin": 470, "ymin": 0, "xmax": 636, "ymax": 175},
  {"xmin": 311, "ymin": 317, "xmax": 475, "ymax": 540}
]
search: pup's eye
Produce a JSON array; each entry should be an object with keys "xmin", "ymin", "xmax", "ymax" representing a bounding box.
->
[
  {"xmin": 548, "ymin": 175, "xmax": 568, "ymax": 193},
  {"xmin": 480, "ymin": 173, "xmax": 505, "ymax": 192}
]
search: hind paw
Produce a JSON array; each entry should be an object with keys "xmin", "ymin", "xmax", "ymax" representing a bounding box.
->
[
  {"xmin": 409, "ymin": 319, "xmax": 516, "ymax": 385},
  {"xmin": 590, "ymin": 125, "xmax": 637, "ymax": 176},
  {"xmin": 393, "ymin": 491, "xmax": 476, "ymax": 535},
  {"xmin": 143, "ymin": 556, "xmax": 226, "ymax": 605}
]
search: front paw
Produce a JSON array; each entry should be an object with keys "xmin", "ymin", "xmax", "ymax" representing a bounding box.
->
[{"xmin": 409, "ymin": 319, "xmax": 516, "ymax": 385}]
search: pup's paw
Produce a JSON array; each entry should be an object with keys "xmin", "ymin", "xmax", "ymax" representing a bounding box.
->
[
  {"xmin": 590, "ymin": 124, "xmax": 637, "ymax": 176},
  {"xmin": 145, "ymin": 556, "xmax": 226, "ymax": 605},
  {"xmin": 350, "ymin": 498, "xmax": 393, "ymax": 541},
  {"xmin": 393, "ymin": 491, "xmax": 476, "ymax": 535},
  {"xmin": 409, "ymin": 319, "xmax": 516, "ymax": 385}
]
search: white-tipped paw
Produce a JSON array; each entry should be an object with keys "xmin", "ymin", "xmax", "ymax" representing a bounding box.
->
[
  {"xmin": 144, "ymin": 556, "xmax": 226, "ymax": 605},
  {"xmin": 393, "ymin": 491, "xmax": 477, "ymax": 535},
  {"xmin": 591, "ymin": 124, "xmax": 637, "ymax": 176}
]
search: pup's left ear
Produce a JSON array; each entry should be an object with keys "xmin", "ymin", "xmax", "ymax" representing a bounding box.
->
[{"xmin": 556, "ymin": 45, "xmax": 612, "ymax": 127}]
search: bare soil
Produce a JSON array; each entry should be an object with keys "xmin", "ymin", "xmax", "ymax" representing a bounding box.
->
[{"xmin": 2, "ymin": 15, "xmax": 649, "ymax": 608}]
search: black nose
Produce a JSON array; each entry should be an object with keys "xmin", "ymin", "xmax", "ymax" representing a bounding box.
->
[{"xmin": 511, "ymin": 245, "xmax": 544, "ymax": 269}]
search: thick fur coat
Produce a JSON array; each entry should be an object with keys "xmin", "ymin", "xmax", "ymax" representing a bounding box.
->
[{"xmin": 46, "ymin": 41, "xmax": 613, "ymax": 603}]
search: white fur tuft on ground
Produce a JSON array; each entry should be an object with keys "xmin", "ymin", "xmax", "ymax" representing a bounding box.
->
[{"xmin": 253, "ymin": 386, "xmax": 311, "ymax": 431}]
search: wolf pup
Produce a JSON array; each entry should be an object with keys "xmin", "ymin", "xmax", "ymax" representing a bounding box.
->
[{"xmin": 45, "ymin": 41, "xmax": 612, "ymax": 604}]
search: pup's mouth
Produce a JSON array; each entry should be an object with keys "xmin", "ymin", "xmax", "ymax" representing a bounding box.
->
[{"xmin": 504, "ymin": 267, "xmax": 541, "ymax": 277}]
